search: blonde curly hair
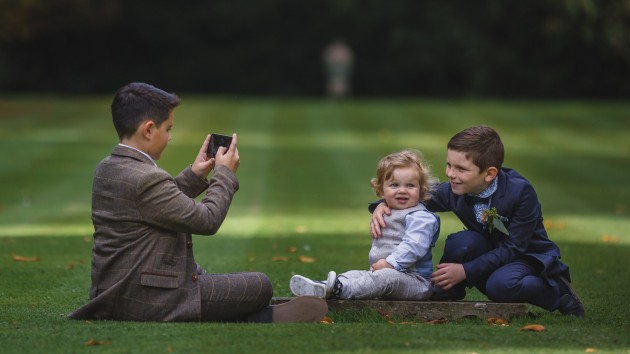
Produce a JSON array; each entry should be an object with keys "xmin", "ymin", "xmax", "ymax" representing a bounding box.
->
[{"xmin": 370, "ymin": 149, "xmax": 436, "ymax": 202}]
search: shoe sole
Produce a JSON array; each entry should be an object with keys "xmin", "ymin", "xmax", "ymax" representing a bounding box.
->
[
  {"xmin": 271, "ymin": 296, "xmax": 328, "ymax": 323},
  {"xmin": 290, "ymin": 275, "xmax": 326, "ymax": 298}
]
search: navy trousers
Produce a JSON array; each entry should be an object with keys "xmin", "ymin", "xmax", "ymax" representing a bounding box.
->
[{"xmin": 440, "ymin": 230, "xmax": 562, "ymax": 310}]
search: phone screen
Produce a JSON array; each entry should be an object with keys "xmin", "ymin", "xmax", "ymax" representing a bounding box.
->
[{"xmin": 207, "ymin": 134, "xmax": 232, "ymax": 158}]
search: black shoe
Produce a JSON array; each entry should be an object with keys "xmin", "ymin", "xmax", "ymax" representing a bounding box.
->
[
  {"xmin": 430, "ymin": 285, "xmax": 465, "ymax": 301},
  {"xmin": 556, "ymin": 276, "xmax": 585, "ymax": 317}
]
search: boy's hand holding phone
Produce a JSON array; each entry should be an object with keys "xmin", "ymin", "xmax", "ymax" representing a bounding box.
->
[
  {"xmin": 207, "ymin": 133, "xmax": 233, "ymax": 158},
  {"xmin": 211, "ymin": 133, "xmax": 239, "ymax": 173}
]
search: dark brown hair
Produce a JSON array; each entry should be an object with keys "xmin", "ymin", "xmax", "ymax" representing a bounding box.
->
[
  {"xmin": 111, "ymin": 82, "xmax": 180, "ymax": 140},
  {"xmin": 447, "ymin": 125, "xmax": 504, "ymax": 171}
]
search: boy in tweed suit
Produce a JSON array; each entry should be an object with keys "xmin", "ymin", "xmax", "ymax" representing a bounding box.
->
[
  {"xmin": 370, "ymin": 126, "xmax": 584, "ymax": 317},
  {"xmin": 69, "ymin": 82, "xmax": 326, "ymax": 323},
  {"xmin": 290, "ymin": 150, "xmax": 440, "ymax": 300}
]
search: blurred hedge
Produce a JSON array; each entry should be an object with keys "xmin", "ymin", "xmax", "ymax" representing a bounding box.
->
[{"xmin": 1, "ymin": 0, "xmax": 629, "ymax": 98}]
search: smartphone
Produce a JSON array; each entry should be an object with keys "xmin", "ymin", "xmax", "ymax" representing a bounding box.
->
[{"xmin": 207, "ymin": 133, "xmax": 233, "ymax": 158}]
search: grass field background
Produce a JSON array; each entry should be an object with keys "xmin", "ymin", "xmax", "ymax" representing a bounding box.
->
[{"xmin": 0, "ymin": 96, "xmax": 629, "ymax": 353}]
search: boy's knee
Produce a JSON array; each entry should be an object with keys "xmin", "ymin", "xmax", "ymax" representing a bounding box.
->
[
  {"xmin": 485, "ymin": 274, "xmax": 520, "ymax": 302},
  {"xmin": 443, "ymin": 230, "xmax": 488, "ymax": 262},
  {"xmin": 253, "ymin": 272, "xmax": 274, "ymax": 299}
]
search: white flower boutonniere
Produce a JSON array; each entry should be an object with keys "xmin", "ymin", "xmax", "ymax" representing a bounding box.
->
[{"xmin": 481, "ymin": 207, "xmax": 509, "ymax": 236}]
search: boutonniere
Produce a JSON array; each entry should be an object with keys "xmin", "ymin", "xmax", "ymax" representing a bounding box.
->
[{"xmin": 481, "ymin": 207, "xmax": 509, "ymax": 236}]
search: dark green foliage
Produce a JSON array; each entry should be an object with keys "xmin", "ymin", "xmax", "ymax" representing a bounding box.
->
[{"xmin": 1, "ymin": 1, "xmax": 629, "ymax": 97}]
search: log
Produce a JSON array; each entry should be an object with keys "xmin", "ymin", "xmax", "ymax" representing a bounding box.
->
[{"xmin": 271, "ymin": 297, "xmax": 529, "ymax": 321}]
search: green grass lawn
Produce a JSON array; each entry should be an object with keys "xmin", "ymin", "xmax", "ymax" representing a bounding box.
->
[{"xmin": 1, "ymin": 96, "xmax": 629, "ymax": 353}]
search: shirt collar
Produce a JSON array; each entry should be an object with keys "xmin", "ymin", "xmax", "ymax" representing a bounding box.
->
[
  {"xmin": 117, "ymin": 144, "xmax": 157, "ymax": 166},
  {"xmin": 470, "ymin": 177, "xmax": 498, "ymax": 199}
]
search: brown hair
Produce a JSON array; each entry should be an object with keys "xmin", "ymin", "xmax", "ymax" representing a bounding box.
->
[
  {"xmin": 447, "ymin": 125, "xmax": 504, "ymax": 171},
  {"xmin": 111, "ymin": 82, "xmax": 180, "ymax": 140},
  {"xmin": 370, "ymin": 149, "xmax": 436, "ymax": 202}
]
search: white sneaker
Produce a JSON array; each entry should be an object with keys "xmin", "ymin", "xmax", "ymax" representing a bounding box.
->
[{"xmin": 290, "ymin": 271, "xmax": 337, "ymax": 299}]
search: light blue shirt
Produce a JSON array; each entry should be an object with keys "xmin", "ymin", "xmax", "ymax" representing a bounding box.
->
[
  {"xmin": 469, "ymin": 177, "xmax": 498, "ymax": 224},
  {"xmin": 386, "ymin": 211, "xmax": 440, "ymax": 272}
]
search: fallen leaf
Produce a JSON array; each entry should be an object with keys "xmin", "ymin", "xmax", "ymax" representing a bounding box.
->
[
  {"xmin": 271, "ymin": 256, "xmax": 288, "ymax": 262},
  {"xmin": 378, "ymin": 311, "xmax": 395, "ymax": 324},
  {"xmin": 426, "ymin": 318, "xmax": 448, "ymax": 325},
  {"xmin": 12, "ymin": 255, "xmax": 39, "ymax": 262},
  {"xmin": 602, "ymin": 234, "xmax": 619, "ymax": 244},
  {"xmin": 85, "ymin": 339, "xmax": 112, "ymax": 346},
  {"xmin": 584, "ymin": 348, "xmax": 598, "ymax": 353},
  {"xmin": 319, "ymin": 316, "xmax": 334, "ymax": 324},
  {"xmin": 298, "ymin": 255, "xmax": 317, "ymax": 263},
  {"xmin": 487, "ymin": 317, "xmax": 510, "ymax": 326},
  {"xmin": 519, "ymin": 324, "xmax": 546, "ymax": 332}
]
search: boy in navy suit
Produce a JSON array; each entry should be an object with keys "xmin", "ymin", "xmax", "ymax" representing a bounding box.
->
[{"xmin": 370, "ymin": 126, "xmax": 584, "ymax": 317}]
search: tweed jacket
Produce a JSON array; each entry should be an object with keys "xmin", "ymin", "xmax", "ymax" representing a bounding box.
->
[
  {"xmin": 68, "ymin": 145, "xmax": 239, "ymax": 321},
  {"xmin": 425, "ymin": 167, "xmax": 568, "ymax": 286}
]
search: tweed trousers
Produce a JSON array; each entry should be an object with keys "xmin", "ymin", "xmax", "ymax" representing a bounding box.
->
[{"xmin": 197, "ymin": 267, "xmax": 273, "ymax": 322}]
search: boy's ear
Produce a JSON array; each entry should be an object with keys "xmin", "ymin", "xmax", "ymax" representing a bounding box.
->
[
  {"xmin": 140, "ymin": 120, "xmax": 156, "ymax": 140},
  {"xmin": 484, "ymin": 166, "xmax": 498, "ymax": 182}
]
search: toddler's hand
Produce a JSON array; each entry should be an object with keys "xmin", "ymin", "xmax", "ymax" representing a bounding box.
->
[{"xmin": 371, "ymin": 259, "xmax": 394, "ymax": 271}]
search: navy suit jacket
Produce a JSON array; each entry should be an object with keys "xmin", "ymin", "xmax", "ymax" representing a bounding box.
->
[{"xmin": 425, "ymin": 168, "xmax": 568, "ymax": 286}]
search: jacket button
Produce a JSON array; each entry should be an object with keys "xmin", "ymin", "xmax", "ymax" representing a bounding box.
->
[
  {"xmin": 191, "ymin": 275, "xmax": 198, "ymax": 282},
  {"xmin": 187, "ymin": 241, "xmax": 192, "ymax": 248}
]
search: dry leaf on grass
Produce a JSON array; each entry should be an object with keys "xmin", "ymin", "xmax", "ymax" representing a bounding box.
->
[
  {"xmin": 12, "ymin": 255, "xmax": 40, "ymax": 262},
  {"xmin": 319, "ymin": 316, "xmax": 334, "ymax": 324},
  {"xmin": 378, "ymin": 311, "xmax": 395, "ymax": 324},
  {"xmin": 519, "ymin": 324, "xmax": 546, "ymax": 332},
  {"xmin": 426, "ymin": 318, "xmax": 448, "ymax": 325},
  {"xmin": 584, "ymin": 348, "xmax": 598, "ymax": 353},
  {"xmin": 298, "ymin": 255, "xmax": 317, "ymax": 263},
  {"xmin": 487, "ymin": 317, "xmax": 510, "ymax": 326},
  {"xmin": 271, "ymin": 256, "xmax": 288, "ymax": 262},
  {"xmin": 602, "ymin": 234, "xmax": 619, "ymax": 244},
  {"xmin": 287, "ymin": 246, "xmax": 298, "ymax": 253},
  {"xmin": 85, "ymin": 339, "xmax": 112, "ymax": 346}
]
